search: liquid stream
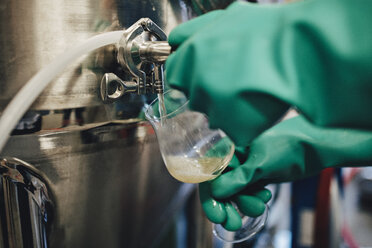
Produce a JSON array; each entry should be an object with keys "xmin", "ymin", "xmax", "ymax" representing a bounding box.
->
[{"xmin": 157, "ymin": 93, "xmax": 167, "ymax": 125}]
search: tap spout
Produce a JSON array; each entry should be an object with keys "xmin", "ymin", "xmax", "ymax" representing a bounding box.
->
[{"xmin": 138, "ymin": 41, "xmax": 172, "ymax": 63}]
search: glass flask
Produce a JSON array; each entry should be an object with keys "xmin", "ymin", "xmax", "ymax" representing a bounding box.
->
[{"xmin": 145, "ymin": 89, "xmax": 268, "ymax": 243}]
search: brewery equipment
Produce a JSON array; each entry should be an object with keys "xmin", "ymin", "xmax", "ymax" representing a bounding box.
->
[
  {"xmin": 0, "ymin": 1, "xmax": 234, "ymax": 247},
  {"xmin": 0, "ymin": 1, "xmax": 193, "ymax": 247}
]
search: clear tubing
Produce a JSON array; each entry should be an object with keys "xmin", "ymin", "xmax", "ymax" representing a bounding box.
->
[{"xmin": 0, "ymin": 31, "xmax": 125, "ymax": 152}]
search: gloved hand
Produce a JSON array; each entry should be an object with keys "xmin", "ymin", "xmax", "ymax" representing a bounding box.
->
[
  {"xmin": 210, "ymin": 115, "xmax": 372, "ymax": 199},
  {"xmin": 199, "ymin": 148, "xmax": 272, "ymax": 231},
  {"xmin": 166, "ymin": 0, "xmax": 372, "ymax": 147}
]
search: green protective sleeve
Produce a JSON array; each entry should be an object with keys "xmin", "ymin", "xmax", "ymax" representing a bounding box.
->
[
  {"xmin": 211, "ymin": 115, "xmax": 372, "ymax": 199},
  {"xmin": 166, "ymin": 0, "xmax": 372, "ymax": 147}
]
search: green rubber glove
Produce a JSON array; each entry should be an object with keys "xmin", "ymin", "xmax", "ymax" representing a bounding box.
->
[
  {"xmin": 199, "ymin": 152, "xmax": 272, "ymax": 231},
  {"xmin": 166, "ymin": 0, "xmax": 372, "ymax": 147},
  {"xmin": 211, "ymin": 115, "xmax": 372, "ymax": 199}
]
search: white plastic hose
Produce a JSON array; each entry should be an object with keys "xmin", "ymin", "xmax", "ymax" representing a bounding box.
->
[{"xmin": 0, "ymin": 31, "xmax": 125, "ymax": 152}]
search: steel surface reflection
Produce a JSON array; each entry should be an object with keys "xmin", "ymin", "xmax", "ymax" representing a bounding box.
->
[
  {"xmin": 1, "ymin": 121, "xmax": 196, "ymax": 248},
  {"xmin": 0, "ymin": 0, "xmax": 192, "ymax": 111},
  {"xmin": 0, "ymin": 1, "xmax": 230, "ymax": 247},
  {"xmin": 0, "ymin": 157, "xmax": 54, "ymax": 248}
]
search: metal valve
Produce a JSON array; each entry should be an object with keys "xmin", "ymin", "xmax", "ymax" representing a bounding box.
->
[{"xmin": 100, "ymin": 18, "xmax": 171, "ymax": 103}]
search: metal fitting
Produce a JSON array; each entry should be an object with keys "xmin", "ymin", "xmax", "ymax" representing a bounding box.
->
[
  {"xmin": 138, "ymin": 41, "xmax": 172, "ymax": 63},
  {"xmin": 100, "ymin": 18, "xmax": 171, "ymax": 103}
]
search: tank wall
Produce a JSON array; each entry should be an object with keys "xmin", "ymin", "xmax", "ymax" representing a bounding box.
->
[{"xmin": 0, "ymin": 0, "xmax": 191, "ymax": 111}]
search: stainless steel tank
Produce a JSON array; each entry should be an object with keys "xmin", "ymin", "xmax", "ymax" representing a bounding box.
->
[
  {"xmin": 0, "ymin": 0, "xmax": 193, "ymax": 111},
  {"xmin": 0, "ymin": 0, "xmax": 207, "ymax": 247},
  {"xmin": 1, "ymin": 122, "xmax": 200, "ymax": 248},
  {"xmin": 0, "ymin": 0, "xmax": 235, "ymax": 247},
  {"xmin": 0, "ymin": 0, "xmax": 234, "ymax": 111}
]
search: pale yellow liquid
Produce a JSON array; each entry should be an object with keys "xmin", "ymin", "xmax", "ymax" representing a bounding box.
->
[
  {"xmin": 157, "ymin": 93, "xmax": 231, "ymax": 183},
  {"xmin": 164, "ymin": 156, "xmax": 229, "ymax": 183}
]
